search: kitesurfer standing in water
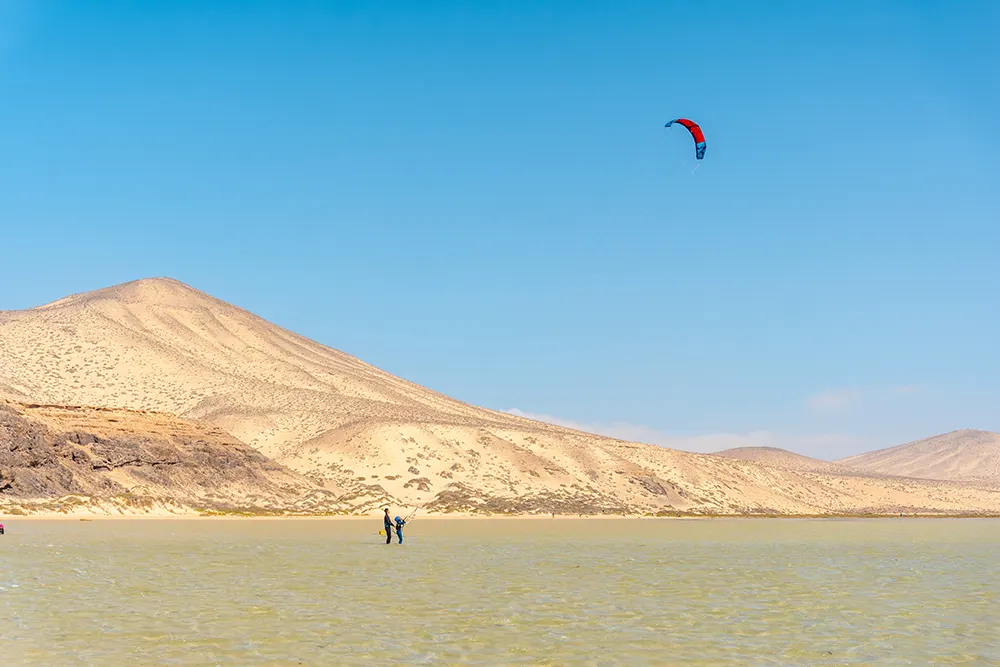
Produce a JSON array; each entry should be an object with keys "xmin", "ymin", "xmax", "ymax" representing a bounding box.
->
[{"xmin": 383, "ymin": 507, "xmax": 393, "ymax": 544}]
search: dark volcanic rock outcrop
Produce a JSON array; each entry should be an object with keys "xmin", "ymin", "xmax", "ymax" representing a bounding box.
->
[{"xmin": 0, "ymin": 401, "xmax": 343, "ymax": 514}]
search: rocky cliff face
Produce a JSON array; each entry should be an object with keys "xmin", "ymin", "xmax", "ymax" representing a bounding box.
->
[{"xmin": 0, "ymin": 401, "xmax": 342, "ymax": 515}]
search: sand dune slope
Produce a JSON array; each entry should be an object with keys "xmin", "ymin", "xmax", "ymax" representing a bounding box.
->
[
  {"xmin": 837, "ymin": 430, "xmax": 1000, "ymax": 486},
  {"xmin": 4, "ymin": 278, "xmax": 1000, "ymax": 515}
]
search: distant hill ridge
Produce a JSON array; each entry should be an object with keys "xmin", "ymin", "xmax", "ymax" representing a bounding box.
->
[
  {"xmin": 712, "ymin": 446, "xmax": 855, "ymax": 474},
  {"xmin": 837, "ymin": 430, "xmax": 1000, "ymax": 485}
]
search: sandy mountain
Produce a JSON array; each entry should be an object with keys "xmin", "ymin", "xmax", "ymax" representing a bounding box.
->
[
  {"xmin": 0, "ymin": 400, "xmax": 342, "ymax": 515},
  {"xmin": 3, "ymin": 277, "xmax": 1000, "ymax": 516},
  {"xmin": 837, "ymin": 430, "xmax": 1000, "ymax": 486}
]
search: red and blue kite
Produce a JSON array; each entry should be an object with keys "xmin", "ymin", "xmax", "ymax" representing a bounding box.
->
[{"xmin": 664, "ymin": 118, "xmax": 706, "ymax": 160}]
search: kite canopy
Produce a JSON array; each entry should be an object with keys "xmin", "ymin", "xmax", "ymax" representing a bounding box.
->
[{"xmin": 664, "ymin": 118, "xmax": 706, "ymax": 160}]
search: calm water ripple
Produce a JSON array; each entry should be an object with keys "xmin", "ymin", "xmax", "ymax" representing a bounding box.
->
[{"xmin": 1, "ymin": 518, "xmax": 998, "ymax": 665}]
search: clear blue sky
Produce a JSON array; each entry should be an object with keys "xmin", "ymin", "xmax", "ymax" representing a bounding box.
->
[{"xmin": 2, "ymin": 1, "xmax": 998, "ymax": 458}]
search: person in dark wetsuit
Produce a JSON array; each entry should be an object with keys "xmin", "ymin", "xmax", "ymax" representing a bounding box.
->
[
  {"xmin": 394, "ymin": 515, "xmax": 406, "ymax": 544},
  {"xmin": 383, "ymin": 508, "xmax": 393, "ymax": 544}
]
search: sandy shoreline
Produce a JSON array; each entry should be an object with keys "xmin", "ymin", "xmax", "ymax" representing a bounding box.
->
[
  {"xmin": 4, "ymin": 513, "xmax": 999, "ymax": 521},
  {"xmin": 0, "ymin": 513, "xmax": 649, "ymax": 521}
]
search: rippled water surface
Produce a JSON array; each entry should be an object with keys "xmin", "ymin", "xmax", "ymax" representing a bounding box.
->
[{"xmin": 2, "ymin": 518, "xmax": 999, "ymax": 665}]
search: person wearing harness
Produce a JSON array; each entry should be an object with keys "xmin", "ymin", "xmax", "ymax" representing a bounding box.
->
[{"xmin": 394, "ymin": 515, "xmax": 406, "ymax": 544}]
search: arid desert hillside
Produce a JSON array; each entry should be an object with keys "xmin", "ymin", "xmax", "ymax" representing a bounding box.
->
[
  {"xmin": 3, "ymin": 278, "xmax": 1000, "ymax": 516},
  {"xmin": 837, "ymin": 430, "xmax": 1000, "ymax": 486}
]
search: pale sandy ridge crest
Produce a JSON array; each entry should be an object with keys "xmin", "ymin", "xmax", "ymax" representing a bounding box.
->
[
  {"xmin": 711, "ymin": 447, "xmax": 856, "ymax": 475},
  {"xmin": 3, "ymin": 277, "xmax": 1000, "ymax": 516}
]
